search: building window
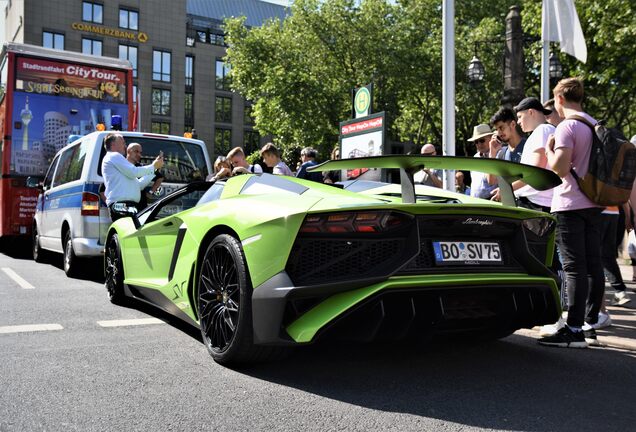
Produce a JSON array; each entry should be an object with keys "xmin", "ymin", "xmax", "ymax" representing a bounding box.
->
[
  {"xmin": 119, "ymin": 44, "xmax": 138, "ymax": 78},
  {"xmin": 151, "ymin": 121, "xmax": 170, "ymax": 135},
  {"xmin": 185, "ymin": 92, "xmax": 194, "ymax": 126},
  {"xmin": 215, "ymin": 128, "xmax": 232, "ymax": 157},
  {"xmin": 215, "ymin": 96, "xmax": 232, "ymax": 123},
  {"xmin": 210, "ymin": 32, "xmax": 225, "ymax": 46},
  {"xmin": 153, "ymin": 50, "xmax": 171, "ymax": 82},
  {"xmin": 82, "ymin": 38, "xmax": 103, "ymax": 56},
  {"xmin": 152, "ymin": 89, "xmax": 171, "ymax": 116},
  {"xmin": 82, "ymin": 2, "xmax": 103, "ymax": 24},
  {"xmin": 133, "ymin": 85, "xmax": 138, "ymax": 104},
  {"xmin": 215, "ymin": 60, "xmax": 231, "ymax": 91},
  {"xmin": 244, "ymin": 131, "xmax": 260, "ymax": 155},
  {"xmin": 185, "ymin": 55, "xmax": 194, "ymax": 88},
  {"xmin": 197, "ymin": 31, "xmax": 207, "ymax": 43},
  {"xmin": 244, "ymin": 104, "xmax": 255, "ymax": 126},
  {"xmin": 119, "ymin": 8, "xmax": 139, "ymax": 30},
  {"xmin": 42, "ymin": 31, "xmax": 64, "ymax": 50}
]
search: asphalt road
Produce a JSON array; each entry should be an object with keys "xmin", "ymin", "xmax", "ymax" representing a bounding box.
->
[{"xmin": 1, "ymin": 245, "xmax": 635, "ymax": 432}]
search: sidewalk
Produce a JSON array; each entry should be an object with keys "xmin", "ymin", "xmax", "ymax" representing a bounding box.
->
[{"xmin": 521, "ymin": 262, "xmax": 636, "ymax": 351}]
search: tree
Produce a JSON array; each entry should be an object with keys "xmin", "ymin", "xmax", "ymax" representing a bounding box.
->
[
  {"xmin": 224, "ymin": 0, "xmax": 636, "ymax": 160},
  {"xmin": 522, "ymin": 0, "xmax": 636, "ymax": 138}
]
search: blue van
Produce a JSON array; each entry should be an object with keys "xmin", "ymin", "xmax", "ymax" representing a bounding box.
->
[{"xmin": 31, "ymin": 131, "xmax": 211, "ymax": 277}]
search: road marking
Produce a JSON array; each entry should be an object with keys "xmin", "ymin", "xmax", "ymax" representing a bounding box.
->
[
  {"xmin": 1, "ymin": 268, "xmax": 35, "ymax": 289},
  {"xmin": 0, "ymin": 324, "xmax": 63, "ymax": 334},
  {"xmin": 96, "ymin": 318, "xmax": 165, "ymax": 327}
]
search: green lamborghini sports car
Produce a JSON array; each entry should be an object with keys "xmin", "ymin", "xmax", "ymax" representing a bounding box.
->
[{"xmin": 105, "ymin": 155, "xmax": 562, "ymax": 365}]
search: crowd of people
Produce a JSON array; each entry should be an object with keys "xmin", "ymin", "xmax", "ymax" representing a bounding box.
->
[
  {"xmin": 421, "ymin": 77, "xmax": 634, "ymax": 349},
  {"xmin": 101, "ymin": 77, "xmax": 634, "ymax": 349}
]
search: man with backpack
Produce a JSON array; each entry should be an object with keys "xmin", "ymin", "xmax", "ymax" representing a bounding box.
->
[{"xmin": 539, "ymin": 77, "xmax": 604, "ymax": 348}]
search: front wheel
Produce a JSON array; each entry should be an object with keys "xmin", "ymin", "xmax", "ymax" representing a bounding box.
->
[
  {"xmin": 105, "ymin": 233, "xmax": 126, "ymax": 304},
  {"xmin": 63, "ymin": 231, "xmax": 78, "ymax": 277},
  {"xmin": 33, "ymin": 224, "xmax": 47, "ymax": 263},
  {"xmin": 198, "ymin": 234, "xmax": 283, "ymax": 365}
]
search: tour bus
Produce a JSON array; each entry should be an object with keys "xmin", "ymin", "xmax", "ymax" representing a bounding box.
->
[{"xmin": 0, "ymin": 42, "xmax": 134, "ymax": 239}]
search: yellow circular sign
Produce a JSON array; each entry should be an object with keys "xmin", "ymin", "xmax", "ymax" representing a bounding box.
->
[
  {"xmin": 138, "ymin": 32, "xmax": 149, "ymax": 43},
  {"xmin": 355, "ymin": 87, "xmax": 371, "ymax": 115}
]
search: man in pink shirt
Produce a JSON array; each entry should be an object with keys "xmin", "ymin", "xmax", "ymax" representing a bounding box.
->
[{"xmin": 539, "ymin": 77, "xmax": 604, "ymax": 348}]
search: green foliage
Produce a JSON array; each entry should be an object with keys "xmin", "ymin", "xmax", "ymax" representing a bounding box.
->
[
  {"xmin": 522, "ymin": 0, "xmax": 636, "ymax": 137},
  {"xmin": 224, "ymin": 0, "xmax": 636, "ymax": 159}
]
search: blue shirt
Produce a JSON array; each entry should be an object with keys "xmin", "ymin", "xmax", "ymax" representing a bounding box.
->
[
  {"xmin": 102, "ymin": 151, "xmax": 156, "ymax": 205},
  {"xmin": 296, "ymin": 160, "xmax": 323, "ymax": 182},
  {"xmin": 496, "ymin": 137, "xmax": 527, "ymax": 163}
]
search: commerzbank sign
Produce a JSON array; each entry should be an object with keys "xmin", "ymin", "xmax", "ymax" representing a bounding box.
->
[{"xmin": 71, "ymin": 22, "xmax": 149, "ymax": 43}]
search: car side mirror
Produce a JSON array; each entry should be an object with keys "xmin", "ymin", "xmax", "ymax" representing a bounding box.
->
[
  {"xmin": 26, "ymin": 177, "xmax": 42, "ymax": 189},
  {"xmin": 110, "ymin": 202, "xmax": 141, "ymax": 229}
]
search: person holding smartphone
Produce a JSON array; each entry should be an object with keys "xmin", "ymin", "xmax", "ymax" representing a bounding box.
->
[{"xmin": 102, "ymin": 133, "xmax": 164, "ymax": 220}]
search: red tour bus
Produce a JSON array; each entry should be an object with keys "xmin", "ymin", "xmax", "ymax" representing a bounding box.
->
[{"xmin": 0, "ymin": 43, "xmax": 133, "ymax": 238}]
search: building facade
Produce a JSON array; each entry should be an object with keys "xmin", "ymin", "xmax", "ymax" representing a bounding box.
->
[{"xmin": 3, "ymin": 0, "xmax": 288, "ymax": 158}]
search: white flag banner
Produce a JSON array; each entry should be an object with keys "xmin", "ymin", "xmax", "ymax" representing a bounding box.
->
[{"xmin": 542, "ymin": 0, "xmax": 587, "ymax": 63}]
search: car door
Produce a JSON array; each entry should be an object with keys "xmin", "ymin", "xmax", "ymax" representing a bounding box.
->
[{"xmin": 121, "ymin": 184, "xmax": 209, "ymax": 288}]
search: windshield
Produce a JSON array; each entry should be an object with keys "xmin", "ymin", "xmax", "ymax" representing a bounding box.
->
[{"xmin": 119, "ymin": 137, "xmax": 209, "ymax": 183}]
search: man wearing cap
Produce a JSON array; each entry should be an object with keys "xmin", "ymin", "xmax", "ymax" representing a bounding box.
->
[
  {"xmin": 414, "ymin": 144, "xmax": 443, "ymax": 188},
  {"xmin": 467, "ymin": 124, "xmax": 497, "ymax": 200},
  {"xmin": 510, "ymin": 97, "xmax": 556, "ymax": 212}
]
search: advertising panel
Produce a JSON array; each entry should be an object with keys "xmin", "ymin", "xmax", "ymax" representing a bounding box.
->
[
  {"xmin": 11, "ymin": 56, "xmax": 129, "ymax": 176},
  {"xmin": 340, "ymin": 112, "xmax": 385, "ymax": 181}
]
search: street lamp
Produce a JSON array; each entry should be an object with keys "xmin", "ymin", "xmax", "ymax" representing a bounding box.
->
[
  {"xmin": 549, "ymin": 51, "xmax": 562, "ymax": 80},
  {"xmin": 467, "ymin": 53, "xmax": 485, "ymax": 85}
]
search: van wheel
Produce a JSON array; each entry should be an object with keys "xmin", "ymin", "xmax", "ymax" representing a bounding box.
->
[
  {"xmin": 63, "ymin": 231, "xmax": 78, "ymax": 277},
  {"xmin": 33, "ymin": 225, "xmax": 47, "ymax": 263}
]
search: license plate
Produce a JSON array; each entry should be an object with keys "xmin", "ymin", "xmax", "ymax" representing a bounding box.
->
[{"xmin": 432, "ymin": 241, "xmax": 502, "ymax": 265}]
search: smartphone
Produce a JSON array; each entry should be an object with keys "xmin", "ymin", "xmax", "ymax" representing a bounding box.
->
[{"xmin": 159, "ymin": 150, "xmax": 164, "ymax": 158}]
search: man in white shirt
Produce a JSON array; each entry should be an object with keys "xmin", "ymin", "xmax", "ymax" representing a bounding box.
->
[
  {"xmin": 101, "ymin": 133, "xmax": 164, "ymax": 220},
  {"xmin": 511, "ymin": 97, "xmax": 556, "ymax": 212}
]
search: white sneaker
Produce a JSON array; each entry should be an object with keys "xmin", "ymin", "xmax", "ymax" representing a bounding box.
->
[
  {"xmin": 613, "ymin": 290, "xmax": 632, "ymax": 306},
  {"xmin": 591, "ymin": 311, "xmax": 612, "ymax": 330},
  {"xmin": 539, "ymin": 316, "xmax": 566, "ymax": 337}
]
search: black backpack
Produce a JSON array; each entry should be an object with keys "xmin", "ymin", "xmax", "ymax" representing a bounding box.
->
[{"xmin": 568, "ymin": 115, "xmax": 636, "ymax": 206}]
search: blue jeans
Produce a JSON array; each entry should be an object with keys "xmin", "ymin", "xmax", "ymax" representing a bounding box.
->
[{"xmin": 555, "ymin": 208, "xmax": 604, "ymax": 327}]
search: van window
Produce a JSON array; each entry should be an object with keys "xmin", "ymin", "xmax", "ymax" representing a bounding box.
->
[
  {"xmin": 43, "ymin": 155, "xmax": 60, "ymax": 190},
  {"xmin": 52, "ymin": 141, "xmax": 89, "ymax": 187}
]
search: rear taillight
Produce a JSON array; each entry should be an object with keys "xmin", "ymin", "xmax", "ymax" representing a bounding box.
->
[
  {"xmin": 299, "ymin": 211, "xmax": 412, "ymax": 234},
  {"xmin": 81, "ymin": 192, "xmax": 100, "ymax": 216}
]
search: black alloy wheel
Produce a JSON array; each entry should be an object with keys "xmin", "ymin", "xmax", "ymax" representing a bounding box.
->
[
  {"xmin": 199, "ymin": 234, "xmax": 272, "ymax": 365},
  {"xmin": 63, "ymin": 231, "xmax": 78, "ymax": 277},
  {"xmin": 105, "ymin": 233, "xmax": 126, "ymax": 304}
]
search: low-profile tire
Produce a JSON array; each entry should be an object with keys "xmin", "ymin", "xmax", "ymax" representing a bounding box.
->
[
  {"xmin": 33, "ymin": 224, "xmax": 47, "ymax": 263},
  {"xmin": 105, "ymin": 233, "xmax": 127, "ymax": 305},
  {"xmin": 198, "ymin": 234, "xmax": 284, "ymax": 365},
  {"xmin": 63, "ymin": 230, "xmax": 79, "ymax": 277}
]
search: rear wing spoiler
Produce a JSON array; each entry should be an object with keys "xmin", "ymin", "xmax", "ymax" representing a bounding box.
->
[{"xmin": 308, "ymin": 155, "xmax": 561, "ymax": 206}]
